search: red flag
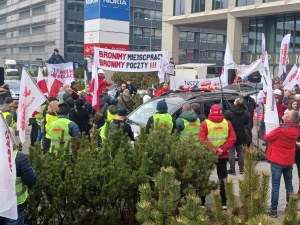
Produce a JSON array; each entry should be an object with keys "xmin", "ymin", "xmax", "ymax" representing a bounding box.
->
[
  {"xmin": 48, "ymin": 73, "xmax": 63, "ymax": 98},
  {"xmin": 17, "ymin": 68, "xmax": 47, "ymax": 142},
  {"xmin": 37, "ymin": 67, "xmax": 48, "ymax": 94}
]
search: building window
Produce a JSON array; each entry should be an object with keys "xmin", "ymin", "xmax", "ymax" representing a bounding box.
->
[
  {"xmin": 19, "ymin": 10, "xmax": 30, "ymax": 19},
  {"xmin": 179, "ymin": 31, "xmax": 195, "ymax": 42},
  {"xmin": 7, "ymin": 0, "xmax": 18, "ymax": 5},
  {"xmin": 192, "ymin": 0, "xmax": 205, "ymax": 13},
  {"xmin": 0, "ymin": 1, "xmax": 6, "ymax": 8},
  {"xmin": 19, "ymin": 47, "xmax": 30, "ymax": 53},
  {"xmin": 263, "ymin": 0, "xmax": 281, "ymax": 2},
  {"xmin": 67, "ymin": 1, "xmax": 84, "ymax": 12},
  {"xmin": 0, "ymin": 17, "xmax": 5, "ymax": 23},
  {"xmin": 66, "ymin": 41, "xmax": 83, "ymax": 53},
  {"xmin": 67, "ymin": 20, "xmax": 84, "ymax": 32},
  {"xmin": 12, "ymin": 31, "xmax": 18, "ymax": 37},
  {"xmin": 32, "ymin": 26, "xmax": 45, "ymax": 35},
  {"xmin": 133, "ymin": 8, "xmax": 162, "ymax": 20},
  {"xmin": 7, "ymin": 14, "xmax": 18, "ymax": 22},
  {"xmin": 236, "ymin": 0, "xmax": 254, "ymax": 6},
  {"xmin": 212, "ymin": 0, "xmax": 228, "ymax": 9},
  {"xmin": 32, "ymin": 46, "xmax": 45, "ymax": 53},
  {"xmin": 0, "ymin": 48, "xmax": 5, "ymax": 54},
  {"xmin": 241, "ymin": 36, "xmax": 248, "ymax": 45},
  {"xmin": 32, "ymin": 5, "xmax": 45, "ymax": 16},
  {"xmin": 296, "ymin": 17, "xmax": 300, "ymax": 52},
  {"xmin": 174, "ymin": 0, "xmax": 185, "ymax": 16},
  {"xmin": 19, "ymin": 28, "xmax": 30, "ymax": 36},
  {"xmin": 0, "ymin": 32, "xmax": 5, "ymax": 39}
]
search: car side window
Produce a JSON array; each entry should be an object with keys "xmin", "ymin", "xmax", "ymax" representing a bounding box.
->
[{"xmin": 203, "ymin": 100, "xmax": 221, "ymax": 117}]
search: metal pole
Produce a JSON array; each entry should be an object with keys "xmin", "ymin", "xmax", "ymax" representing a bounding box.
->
[{"xmin": 150, "ymin": 19, "xmax": 152, "ymax": 51}]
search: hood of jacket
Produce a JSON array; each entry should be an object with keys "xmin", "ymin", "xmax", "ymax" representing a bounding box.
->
[
  {"xmin": 120, "ymin": 93, "xmax": 133, "ymax": 102},
  {"xmin": 63, "ymin": 93, "xmax": 72, "ymax": 101},
  {"xmin": 108, "ymin": 105, "xmax": 119, "ymax": 114},
  {"xmin": 208, "ymin": 113, "xmax": 224, "ymax": 123},
  {"xmin": 0, "ymin": 104, "xmax": 11, "ymax": 112},
  {"xmin": 0, "ymin": 87, "xmax": 8, "ymax": 96},
  {"xmin": 179, "ymin": 110, "xmax": 198, "ymax": 122},
  {"xmin": 229, "ymin": 105, "xmax": 245, "ymax": 115},
  {"xmin": 280, "ymin": 122, "xmax": 300, "ymax": 139}
]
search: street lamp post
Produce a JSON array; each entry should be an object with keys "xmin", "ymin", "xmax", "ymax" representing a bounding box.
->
[{"xmin": 145, "ymin": 18, "xmax": 153, "ymax": 51}]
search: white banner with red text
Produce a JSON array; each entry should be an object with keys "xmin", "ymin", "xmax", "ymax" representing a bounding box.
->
[
  {"xmin": 283, "ymin": 64, "xmax": 299, "ymax": 91},
  {"xmin": 170, "ymin": 76, "xmax": 221, "ymax": 91},
  {"xmin": 94, "ymin": 47, "xmax": 165, "ymax": 72},
  {"xmin": 279, "ymin": 34, "xmax": 291, "ymax": 80},
  {"xmin": 47, "ymin": 62, "xmax": 74, "ymax": 86}
]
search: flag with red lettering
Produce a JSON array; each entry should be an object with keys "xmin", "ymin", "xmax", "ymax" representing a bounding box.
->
[
  {"xmin": 17, "ymin": 68, "xmax": 47, "ymax": 143},
  {"xmin": 91, "ymin": 53, "xmax": 99, "ymax": 110},
  {"xmin": 0, "ymin": 113, "xmax": 17, "ymax": 220},
  {"xmin": 157, "ymin": 51, "xmax": 169, "ymax": 83},
  {"xmin": 279, "ymin": 34, "xmax": 291, "ymax": 81},
  {"xmin": 283, "ymin": 65, "xmax": 299, "ymax": 91},
  {"xmin": 37, "ymin": 67, "xmax": 48, "ymax": 94},
  {"xmin": 221, "ymin": 42, "xmax": 234, "ymax": 87}
]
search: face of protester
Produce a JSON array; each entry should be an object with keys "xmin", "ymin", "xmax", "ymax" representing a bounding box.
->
[
  {"xmin": 114, "ymin": 86, "xmax": 118, "ymax": 90},
  {"xmin": 292, "ymin": 102, "xmax": 298, "ymax": 110},
  {"xmin": 98, "ymin": 73, "xmax": 104, "ymax": 77},
  {"xmin": 85, "ymin": 84, "xmax": 89, "ymax": 89},
  {"xmin": 121, "ymin": 84, "xmax": 126, "ymax": 90},
  {"xmin": 284, "ymin": 91, "xmax": 291, "ymax": 98},
  {"xmin": 127, "ymin": 80, "xmax": 132, "ymax": 85},
  {"xmin": 282, "ymin": 111, "xmax": 292, "ymax": 123},
  {"xmin": 163, "ymin": 83, "xmax": 169, "ymax": 89},
  {"xmin": 54, "ymin": 51, "xmax": 59, "ymax": 56}
]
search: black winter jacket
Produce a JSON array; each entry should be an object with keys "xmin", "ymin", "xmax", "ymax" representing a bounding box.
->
[
  {"xmin": 63, "ymin": 93, "xmax": 74, "ymax": 109},
  {"xmin": 15, "ymin": 151, "xmax": 37, "ymax": 211},
  {"xmin": 224, "ymin": 105, "xmax": 249, "ymax": 145},
  {"xmin": 69, "ymin": 107, "xmax": 91, "ymax": 135}
]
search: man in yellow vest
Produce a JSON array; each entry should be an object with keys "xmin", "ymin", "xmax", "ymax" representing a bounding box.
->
[
  {"xmin": 0, "ymin": 97, "xmax": 15, "ymax": 131},
  {"xmin": 176, "ymin": 103, "xmax": 200, "ymax": 142},
  {"xmin": 0, "ymin": 150, "xmax": 37, "ymax": 224},
  {"xmin": 145, "ymin": 99, "xmax": 176, "ymax": 134},
  {"xmin": 199, "ymin": 104, "xmax": 236, "ymax": 210},
  {"xmin": 48, "ymin": 103, "xmax": 80, "ymax": 156}
]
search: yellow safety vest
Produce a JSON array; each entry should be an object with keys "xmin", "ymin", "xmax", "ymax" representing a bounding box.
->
[
  {"xmin": 153, "ymin": 113, "xmax": 173, "ymax": 134},
  {"xmin": 14, "ymin": 151, "xmax": 28, "ymax": 205},
  {"xmin": 3, "ymin": 111, "xmax": 16, "ymax": 131},
  {"xmin": 49, "ymin": 118, "xmax": 72, "ymax": 156},
  {"xmin": 45, "ymin": 114, "xmax": 58, "ymax": 139},
  {"xmin": 107, "ymin": 110, "xmax": 118, "ymax": 122},
  {"xmin": 179, "ymin": 118, "xmax": 201, "ymax": 143},
  {"xmin": 206, "ymin": 119, "xmax": 229, "ymax": 147}
]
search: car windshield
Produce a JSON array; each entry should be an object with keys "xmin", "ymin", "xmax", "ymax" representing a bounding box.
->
[
  {"xmin": 128, "ymin": 97, "xmax": 183, "ymax": 126},
  {"xmin": 7, "ymin": 65, "xmax": 17, "ymax": 69},
  {"xmin": 5, "ymin": 80, "xmax": 20, "ymax": 89}
]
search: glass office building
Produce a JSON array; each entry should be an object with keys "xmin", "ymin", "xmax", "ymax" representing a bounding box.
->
[{"xmin": 248, "ymin": 13, "xmax": 300, "ymax": 77}]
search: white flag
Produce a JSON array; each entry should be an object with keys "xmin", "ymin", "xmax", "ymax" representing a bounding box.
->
[
  {"xmin": 282, "ymin": 65, "xmax": 299, "ymax": 91},
  {"xmin": 264, "ymin": 51, "xmax": 279, "ymax": 134},
  {"xmin": 234, "ymin": 59, "xmax": 262, "ymax": 80},
  {"xmin": 221, "ymin": 42, "xmax": 234, "ymax": 87},
  {"xmin": 17, "ymin": 68, "xmax": 47, "ymax": 143},
  {"xmin": 157, "ymin": 50, "xmax": 169, "ymax": 84},
  {"xmin": 279, "ymin": 34, "xmax": 291, "ymax": 80},
  {"xmin": 0, "ymin": 113, "xmax": 17, "ymax": 220},
  {"xmin": 261, "ymin": 51, "xmax": 272, "ymax": 93}
]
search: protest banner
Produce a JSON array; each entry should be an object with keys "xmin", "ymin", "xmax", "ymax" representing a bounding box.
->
[
  {"xmin": 234, "ymin": 59, "xmax": 262, "ymax": 80},
  {"xmin": 221, "ymin": 42, "xmax": 235, "ymax": 87},
  {"xmin": 47, "ymin": 62, "xmax": 74, "ymax": 97},
  {"xmin": 170, "ymin": 76, "xmax": 221, "ymax": 91},
  {"xmin": 278, "ymin": 33, "xmax": 291, "ymax": 81},
  {"xmin": 94, "ymin": 47, "xmax": 165, "ymax": 72}
]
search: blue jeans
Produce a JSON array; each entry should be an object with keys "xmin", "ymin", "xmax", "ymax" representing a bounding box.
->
[
  {"xmin": 36, "ymin": 125, "xmax": 43, "ymax": 143},
  {"xmin": 0, "ymin": 209, "xmax": 24, "ymax": 225},
  {"xmin": 86, "ymin": 72, "xmax": 92, "ymax": 84},
  {"xmin": 270, "ymin": 162, "xmax": 293, "ymax": 211}
]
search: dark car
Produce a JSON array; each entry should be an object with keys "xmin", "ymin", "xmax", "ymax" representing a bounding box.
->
[{"xmin": 127, "ymin": 84, "xmax": 261, "ymax": 137}]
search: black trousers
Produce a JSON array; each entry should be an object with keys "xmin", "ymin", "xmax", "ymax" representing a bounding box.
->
[
  {"xmin": 30, "ymin": 123, "xmax": 38, "ymax": 147},
  {"xmin": 43, "ymin": 137, "xmax": 51, "ymax": 154},
  {"xmin": 201, "ymin": 158, "xmax": 228, "ymax": 206}
]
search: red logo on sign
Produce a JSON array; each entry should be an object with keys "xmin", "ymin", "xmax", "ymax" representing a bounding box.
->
[
  {"xmin": 262, "ymin": 45, "xmax": 265, "ymax": 63},
  {"xmin": 23, "ymin": 86, "xmax": 31, "ymax": 97},
  {"xmin": 288, "ymin": 70, "xmax": 298, "ymax": 82}
]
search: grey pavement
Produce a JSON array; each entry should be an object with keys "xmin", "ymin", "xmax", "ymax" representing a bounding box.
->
[{"xmin": 18, "ymin": 119, "xmax": 298, "ymax": 222}]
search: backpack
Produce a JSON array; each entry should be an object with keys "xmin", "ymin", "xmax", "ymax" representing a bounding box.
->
[{"xmin": 93, "ymin": 103, "xmax": 108, "ymax": 124}]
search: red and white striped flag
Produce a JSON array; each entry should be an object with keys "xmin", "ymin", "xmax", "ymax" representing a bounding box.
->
[
  {"xmin": 17, "ymin": 68, "xmax": 47, "ymax": 143},
  {"xmin": 37, "ymin": 67, "xmax": 48, "ymax": 94},
  {"xmin": 0, "ymin": 113, "xmax": 17, "ymax": 220},
  {"xmin": 91, "ymin": 55, "xmax": 99, "ymax": 110}
]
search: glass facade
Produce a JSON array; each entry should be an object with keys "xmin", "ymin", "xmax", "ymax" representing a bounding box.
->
[
  {"xmin": 212, "ymin": 0, "xmax": 228, "ymax": 10},
  {"xmin": 236, "ymin": 0, "xmax": 254, "ymax": 6},
  {"xmin": 192, "ymin": 0, "xmax": 205, "ymax": 13},
  {"xmin": 174, "ymin": 0, "xmax": 185, "ymax": 15},
  {"xmin": 249, "ymin": 14, "xmax": 300, "ymax": 54}
]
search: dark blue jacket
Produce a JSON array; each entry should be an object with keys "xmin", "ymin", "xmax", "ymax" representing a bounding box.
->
[
  {"xmin": 15, "ymin": 151, "xmax": 37, "ymax": 211},
  {"xmin": 46, "ymin": 53, "xmax": 68, "ymax": 64}
]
